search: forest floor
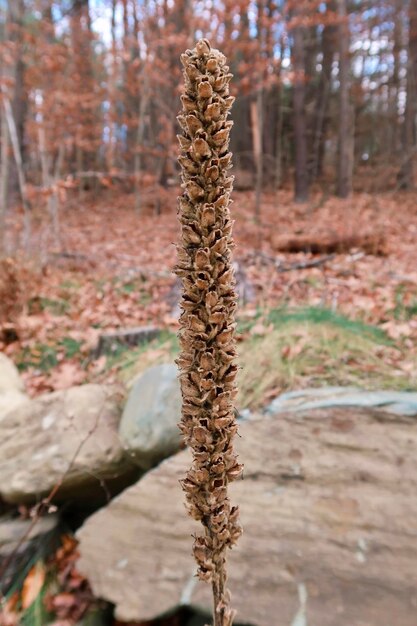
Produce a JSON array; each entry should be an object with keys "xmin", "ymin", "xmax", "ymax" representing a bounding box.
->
[{"xmin": 1, "ymin": 187, "xmax": 416, "ymax": 401}]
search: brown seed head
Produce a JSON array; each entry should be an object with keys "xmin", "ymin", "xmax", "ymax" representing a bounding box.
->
[{"xmin": 175, "ymin": 39, "xmax": 242, "ymax": 624}]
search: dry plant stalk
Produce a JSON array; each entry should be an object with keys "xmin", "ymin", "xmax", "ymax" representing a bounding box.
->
[{"xmin": 175, "ymin": 39, "xmax": 243, "ymax": 626}]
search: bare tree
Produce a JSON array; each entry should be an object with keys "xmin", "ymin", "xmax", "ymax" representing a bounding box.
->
[
  {"xmin": 336, "ymin": 0, "xmax": 353, "ymax": 198},
  {"xmin": 398, "ymin": 0, "xmax": 417, "ymax": 189},
  {"xmin": 0, "ymin": 8, "xmax": 9, "ymax": 256},
  {"xmin": 0, "ymin": 104, "xmax": 9, "ymax": 257},
  {"xmin": 292, "ymin": 13, "xmax": 309, "ymax": 202},
  {"xmin": 311, "ymin": 0, "xmax": 337, "ymax": 180},
  {"xmin": 7, "ymin": 0, "xmax": 27, "ymax": 200}
]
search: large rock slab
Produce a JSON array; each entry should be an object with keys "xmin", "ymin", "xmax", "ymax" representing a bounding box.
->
[
  {"xmin": 0, "ymin": 353, "xmax": 28, "ymax": 418},
  {"xmin": 77, "ymin": 406, "xmax": 417, "ymax": 626},
  {"xmin": 0, "ymin": 384, "xmax": 133, "ymax": 503},
  {"xmin": 267, "ymin": 386, "xmax": 417, "ymax": 416},
  {"xmin": 119, "ymin": 364, "xmax": 182, "ymax": 469}
]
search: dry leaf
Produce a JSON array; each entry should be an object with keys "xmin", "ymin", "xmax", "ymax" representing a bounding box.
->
[{"xmin": 21, "ymin": 562, "xmax": 46, "ymax": 610}]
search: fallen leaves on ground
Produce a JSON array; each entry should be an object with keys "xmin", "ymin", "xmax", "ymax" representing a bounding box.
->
[
  {"xmin": 0, "ymin": 188, "xmax": 416, "ymax": 395},
  {"xmin": 0, "ymin": 533, "xmax": 94, "ymax": 626}
]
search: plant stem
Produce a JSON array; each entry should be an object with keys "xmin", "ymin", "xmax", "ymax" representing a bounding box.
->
[{"xmin": 175, "ymin": 39, "xmax": 243, "ymax": 626}]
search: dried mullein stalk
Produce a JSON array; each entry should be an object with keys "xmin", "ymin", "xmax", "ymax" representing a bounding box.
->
[{"xmin": 175, "ymin": 39, "xmax": 243, "ymax": 626}]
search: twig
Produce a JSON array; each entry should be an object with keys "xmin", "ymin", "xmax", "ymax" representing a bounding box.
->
[{"xmin": 277, "ymin": 253, "xmax": 335, "ymax": 272}]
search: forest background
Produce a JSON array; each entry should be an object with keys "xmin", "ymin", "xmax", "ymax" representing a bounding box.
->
[{"xmin": 0, "ymin": 0, "xmax": 416, "ymax": 395}]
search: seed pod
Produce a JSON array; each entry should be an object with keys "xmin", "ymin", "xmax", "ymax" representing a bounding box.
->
[
  {"xmin": 206, "ymin": 57, "xmax": 218, "ymax": 73},
  {"xmin": 201, "ymin": 205, "xmax": 216, "ymax": 228},
  {"xmin": 181, "ymin": 94, "xmax": 196, "ymax": 112},
  {"xmin": 193, "ymin": 137, "xmax": 211, "ymax": 159},
  {"xmin": 207, "ymin": 165, "xmax": 219, "ymax": 181},
  {"xmin": 198, "ymin": 80, "xmax": 213, "ymax": 99},
  {"xmin": 205, "ymin": 103, "xmax": 222, "ymax": 121},
  {"xmin": 194, "ymin": 248, "xmax": 210, "ymax": 269},
  {"xmin": 175, "ymin": 39, "xmax": 242, "ymax": 626},
  {"xmin": 185, "ymin": 180, "xmax": 204, "ymax": 201}
]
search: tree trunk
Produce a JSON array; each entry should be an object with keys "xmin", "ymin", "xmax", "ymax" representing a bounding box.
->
[
  {"xmin": 7, "ymin": 0, "xmax": 27, "ymax": 200},
  {"xmin": 311, "ymin": 0, "xmax": 337, "ymax": 180},
  {"xmin": 107, "ymin": 0, "xmax": 118, "ymax": 171},
  {"xmin": 292, "ymin": 21, "xmax": 309, "ymax": 202},
  {"xmin": 3, "ymin": 95, "xmax": 30, "ymax": 246},
  {"xmin": 398, "ymin": 0, "xmax": 417, "ymax": 189},
  {"xmin": 0, "ymin": 7, "xmax": 10, "ymax": 256},
  {"xmin": 0, "ymin": 108, "xmax": 8, "ymax": 257},
  {"xmin": 71, "ymin": 0, "xmax": 97, "ymax": 180},
  {"xmin": 251, "ymin": 92, "xmax": 263, "ymax": 221},
  {"xmin": 134, "ymin": 71, "xmax": 150, "ymax": 214},
  {"xmin": 228, "ymin": 1, "xmax": 252, "ymax": 172},
  {"xmin": 390, "ymin": 0, "xmax": 403, "ymax": 155},
  {"xmin": 336, "ymin": 0, "xmax": 353, "ymax": 198}
]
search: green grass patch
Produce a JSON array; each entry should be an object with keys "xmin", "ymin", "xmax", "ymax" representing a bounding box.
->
[
  {"xmin": 392, "ymin": 285, "xmax": 417, "ymax": 320},
  {"xmin": 17, "ymin": 337, "xmax": 83, "ymax": 372},
  {"xmin": 95, "ymin": 275, "xmax": 152, "ymax": 305},
  {"xmin": 28, "ymin": 296, "xmax": 71, "ymax": 316},
  {"xmin": 108, "ymin": 307, "xmax": 415, "ymax": 410},
  {"xmin": 238, "ymin": 315, "xmax": 410, "ymax": 409},
  {"xmin": 109, "ymin": 330, "xmax": 179, "ymax": 384},
  {"xmin": 60, "ymin": 278, "xmax": 82, "ymax": 290},
  {"xmin": 267, "ymin": 306, "xmax": 391, "ymax": 343},
  {"xmin": 17, "ymin": 344, "xmax": 59, "ymax": 371},
  {"xmin": 60, "ymin": 337, "xmax": 83, "ymax": 358}
]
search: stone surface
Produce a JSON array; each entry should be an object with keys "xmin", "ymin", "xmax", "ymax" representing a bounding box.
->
[
  {"xmin": 0, "ymin": 513, "xmax": 59, "ymax": 593},
  {"xmin": 267, "ymin": 386, "xmax": 417, "ymax": 416},
  {"xmin": 0, "ymin": 513, "xmax": 58, "ymax": 557},
  {"xmin": 77, "ymin": 406, "xmax": 417, "ymax": 626},
  {"xmin": 0, "ymin": 353, "xmax": 28, "ymax": 418},
  {"xmin": 0, "ymin": 384, "xmax": 133, "ymax": 503},
  {"xmin": 119, "ymin": 364, "xmax": 182, "ymax": 469}
]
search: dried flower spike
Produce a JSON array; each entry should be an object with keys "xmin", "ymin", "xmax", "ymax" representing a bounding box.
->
[{"xmin": 175, "ymin": 39, "xmax": 242, "ymax": 626}]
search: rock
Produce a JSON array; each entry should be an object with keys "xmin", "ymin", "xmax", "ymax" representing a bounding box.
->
[
  {"xmin": 0, "ymin": 353, "xmax": 28, "ymax": 418},
  {"xmin": 77, "ymin": 406, "xmax": 417, "ymax": 626},
  {"xmin": 267, "ymin": 386, "xmax": 417, "ymax": 417},
  {"xmin": 0, "ymin": 390, "xmax": 29, "ymax": 419},
  {"xmin": 0, "ymin": 513, "xmax": 59, "ymax": 593},
  {"xmin": 0, "ymin": 353, "xmax": 24, "ymax": 394},
  {"xmin": 0, "ymin": 384, "xmax": 134, "ymax": 503},
  {"xmin": 0, "ymin": 513, "xmax": 58, "ymax": 556},
  {"xmin": 119, "ymin": 364, "xmax": 182, "ymax": 469}
]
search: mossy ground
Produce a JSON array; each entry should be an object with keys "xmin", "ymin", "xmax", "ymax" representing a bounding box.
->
[{"xmin": 111, "ymin": 307, "xmax": 416, "ymax": 411}]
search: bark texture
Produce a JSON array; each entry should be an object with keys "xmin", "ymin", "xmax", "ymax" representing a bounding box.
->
[
  {"xmin": 292, "ymin": 22, "xmax": 309, "ymax": 202},
  {"xmin": 337, "ymin": 0, "xmax": 353, "ymax": 198},
  {"xmin": 175, "ymin": 39, "xmax": 243, "ymax": 626},
  {"xmin": 399, "ymin": 0, "xmax": 417, "ymax": 188}
]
